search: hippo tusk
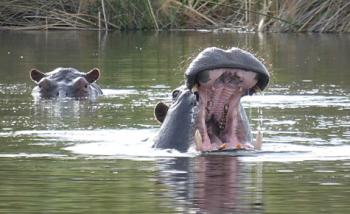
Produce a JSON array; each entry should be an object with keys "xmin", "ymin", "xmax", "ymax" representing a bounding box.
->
[
  {"xmin": 194, "ymin": 129, "xmax": 202, "ymax": 150},
  {"xmin": 254, "ymin": 130, "xmax": 263, "ymax": 150},
  {"xmin": 192, "ymin": 84, "xmax": 198, "ymax": 93},
  {"xmin": 218, "ymin": 143, "xmax": 227, "ymax": 150},
  {"xmin": 253, "ymin": 85, "xmax": 262, "ymax": 93}
]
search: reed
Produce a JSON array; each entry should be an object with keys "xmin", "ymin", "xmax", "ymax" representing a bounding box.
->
[
  {"xmin": 268, "ymin": 0, "xmax": 350, "ymax": 32},
  {"xmin": 0, "ymin": 0, "xmax": 349, "ymax": 32}
]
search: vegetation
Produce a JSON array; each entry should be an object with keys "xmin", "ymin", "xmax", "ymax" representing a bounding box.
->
[{"xmin": 0, "ymin": 0, "xmax": 349, "ymax": 32}]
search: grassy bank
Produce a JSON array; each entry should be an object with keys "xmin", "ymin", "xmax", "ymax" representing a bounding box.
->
[{"xmin": 1, "ymin": 0, "xmax": 349, "ymax": 32}]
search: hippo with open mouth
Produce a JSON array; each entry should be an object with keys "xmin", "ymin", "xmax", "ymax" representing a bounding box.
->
[
  {"xmin": 153, "ymin": 47, "xmax": 269, "ymax": 153},
  {"xmin": 30, "ymin": 67, "xmax": 103, "ymax": 99}
]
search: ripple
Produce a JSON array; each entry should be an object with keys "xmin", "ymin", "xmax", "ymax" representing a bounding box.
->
[
  {"xmin": 5, "ymin": 129, "xmax": 350, "ymax": 162},
  {"xmin": 101, "ymin": 88, "xmax": 139, "ymax": 97},
  {"xmin": 241, "ymin": 143, "xmax": 350, "ymax": 162},
  {"xmin": 242, "ymin": 95, "xmax": 350, "ymax": 108},
  {"xmin": 0, "ymin": 83, "xmax": 30, "ymax": 95},
  {"xmin": 319, "ymin": 182, "xmax": 342, "ymax": 186},
  {"xmin": 276, "ymin": 169, "xmax": 294, "ymax": 173},
  {"xmin": 0, "ymin": 153, "xmax": 66, "ymax": 158}
]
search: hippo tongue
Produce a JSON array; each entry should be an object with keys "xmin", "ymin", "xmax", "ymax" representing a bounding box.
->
[{"xmin": 194, "ymin": 68, "xmax": 257, "ymax": 152}]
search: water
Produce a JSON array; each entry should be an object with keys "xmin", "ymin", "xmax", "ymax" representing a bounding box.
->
[{"xmin": 0, "ymin": 31, "xmax": 350, "ymax": 213}]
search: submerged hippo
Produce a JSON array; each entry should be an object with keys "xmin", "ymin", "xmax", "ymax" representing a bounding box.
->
[
  {"xmin": 153, "ymin": 47, "xmax": 269, "ymax": 152},
  {"xmin": 30, "ymin": 67, "xmax": 102, "ymax": 99}
]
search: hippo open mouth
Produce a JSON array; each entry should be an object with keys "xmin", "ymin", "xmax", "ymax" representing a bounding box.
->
[
  {"xmin": 185, "ymin": 47, "xmax": 270, "ymax": 152},
  {"xmin": 193, "ymin": 68, "xmax": 258, "ymax": 151},
  {"xmin": 153, "ymin": 47, "xmax": 269, "ymax": 153}
]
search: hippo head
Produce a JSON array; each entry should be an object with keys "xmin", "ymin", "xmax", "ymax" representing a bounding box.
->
[
  {"xmin": 30, "ymin": 67, "xmax": 102, "ymax": 99},
  {"xmin": 185, "ymin": 47, "xmax": 269, "ymax": 152},
  {"xmin": 153, "ymin": 86, "xmax": 199, "ymax": 152},
  {"xmin": 154, "ymin": 47, "xmax": 269, "ymax": 153}
]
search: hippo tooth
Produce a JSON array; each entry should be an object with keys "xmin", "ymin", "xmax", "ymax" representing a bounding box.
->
[
  {"xmin": 194, "ymin": 129, "xmax": 202, "ymax": 150},
  {"xmin": 224, "ymin": 104, "xmax": 229, "ymax": 112},
  {"xmin": 218, "ymin": 143, "xmax": 226, "ymax": 150},
  {"xmin": 254, "ymin": 130, "xmax": 263, "ymax": 150},
  {"xmin": 239, "ymin": 87, "xmax": 243, "ymax": 92},
  {"xmin": 253, "ymin": 85, "xmax": 262, "ymax": 93},
  {"xmin": 192, "ymin": 84, "xmax": 198, "ymax": 92}
]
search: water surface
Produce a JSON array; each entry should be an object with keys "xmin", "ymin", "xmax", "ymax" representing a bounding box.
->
[{"xmin": 0, "ymin": 31, "xmax": 350, "ymax": 213}]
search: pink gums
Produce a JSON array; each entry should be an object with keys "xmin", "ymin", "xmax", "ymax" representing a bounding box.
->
[{"xmin": 196, "ymin": 69, "xmax": 258, "ymax": 151}]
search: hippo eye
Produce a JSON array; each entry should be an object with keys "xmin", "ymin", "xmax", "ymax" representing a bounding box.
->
[
  {"xmin": 56, "ymin": 92, "xmax": 59, "ymax": 96},
  {"xmin": 172, "ymin": 90, "xmax": 180, "ymax": 99},
  {"xmin": 84, "ymin": 84, "xmax": 88, "ymax": 88}
]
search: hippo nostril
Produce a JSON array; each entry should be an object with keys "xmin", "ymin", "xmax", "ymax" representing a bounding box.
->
[
  {"xmin": 56, "ymin": 92, "xmax": 59, "ymax": 96},
  {"xmin": 84, "ymin": 84, "xmax": 88, "ymax": 88},
  {"xmin": 65, "ymin": 93, "xmax": 68, "ymax": 96}
]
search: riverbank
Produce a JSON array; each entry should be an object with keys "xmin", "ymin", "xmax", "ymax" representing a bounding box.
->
[{"xmin": 1, "ymin": 0, "xmax": 349, "ymax": 32}]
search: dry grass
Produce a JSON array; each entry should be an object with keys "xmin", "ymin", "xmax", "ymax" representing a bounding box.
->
[
  {"xmin": 264, "ymin": 0, "xmax": 350, "ymax": 32},
  {"xmin": 0, "ymin": 0, "xmax": 116, "ymax": 30},
  {"xmin": 0, "ymin": 0, "xmax": 349, "ymax": 32}
]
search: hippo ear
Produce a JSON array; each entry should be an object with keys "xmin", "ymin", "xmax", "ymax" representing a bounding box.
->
[
  {"xmin": 30, "ymin": 69, "xmax": 46, "ymax": 83},
  {"xmin": 85, "ymin": 68, "xmax": 100, "ymax": 83},
  {"xmin": 154, "ymin": 102, "xmax": 169, "ymax": 123}
]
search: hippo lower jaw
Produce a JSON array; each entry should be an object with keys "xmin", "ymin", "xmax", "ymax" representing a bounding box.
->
[{"xmin": 193, "ymin": 68, "xmax": 258, "ymax": 152}]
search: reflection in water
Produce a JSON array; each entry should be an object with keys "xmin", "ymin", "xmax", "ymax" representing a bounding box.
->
[
  {"xmin": 33, "ymin": 98, "xmax": 97, "ymax": 118},
  {"xmin": 32, "ymin": 99, "xmax": 98, "ymax": 130},
  {"xmin": 157, "ymin": 157, "xmax": 263, "ymax": 213}
]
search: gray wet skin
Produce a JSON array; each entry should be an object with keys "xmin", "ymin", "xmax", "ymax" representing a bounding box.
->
[
  {"xmin": 185, "ymin": 47, "xmax": 269, "ymax": 92},
  {"xmin": 154, "ymin": 47, "xmax": 269, "ymax": 153},
  {"xmin": 153, "ymin": 88, "xmax": 198, "ymax": 153},
  {"xmin": 30, "ymin": 67, "xmax": 103, "ymax": 99}
]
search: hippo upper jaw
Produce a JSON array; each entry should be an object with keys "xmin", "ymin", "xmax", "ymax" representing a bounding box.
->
[{"xmin": 185, "ymin": 47, "xmax": 270, "ymax": 94}]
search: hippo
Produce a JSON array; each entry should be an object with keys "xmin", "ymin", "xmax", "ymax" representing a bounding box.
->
[
  {"xmin": 153, "ymin": 47, "xmax": 269, "ymax": 153},
  {"xmin": 153, "ymin": 86, "xmax": 198, "ymax": 152},
  {"xmin": 30, "ymin": 67, "xmax": 103, "ymax": 99}
]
